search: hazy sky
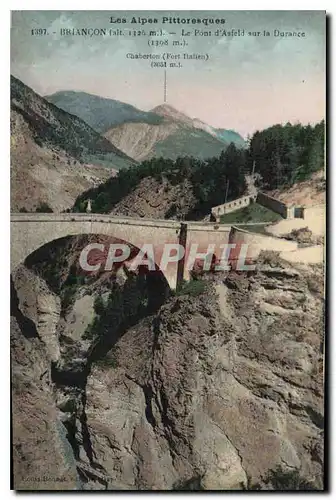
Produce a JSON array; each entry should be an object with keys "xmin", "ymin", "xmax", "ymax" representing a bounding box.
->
[{"xmin": 11, "ymin": 10, "xmax": 326, "ymax": 136}]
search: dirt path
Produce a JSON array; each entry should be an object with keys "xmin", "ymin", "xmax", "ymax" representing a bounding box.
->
[
  {"xmin": 263, "ymin": 203, "xmax": 325, "ymax": 265},
  {"xmin": 280, "ymin": 245, "xmax": 324, "ymax": 265},
  {"xmin": 266, "ymin": 205, "xmax": 325, "ymax": 238}
]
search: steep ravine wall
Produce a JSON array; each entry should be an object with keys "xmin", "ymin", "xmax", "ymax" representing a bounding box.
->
[{"xmin": 11, "ymin": 245, "xmax": 324, "ymax": 490}]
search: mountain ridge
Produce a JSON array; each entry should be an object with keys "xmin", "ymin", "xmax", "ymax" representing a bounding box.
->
[
  {"xmin": 150, "ymin": 104, "xmax": 246, "ymax": 146},
  {"xmin": 150, "ymin": 103, "xmax": 193, "ymax": 122},
  {"xmin": 12, "ymin": 76, "xmax": 134, "ymax": 169},
  {"xmin": 102, "ymin": 102, "xmax": 246, "ymax": 161},
  {"xmin": 10, "ymin": 76, "xmax": 129, "ymax": 212},
  {"xmin": 46, "ymin": 90, "xmax": 164, "ymax": 133},
  {"xmin": 45, "ymin": 90, "xmax": 246, "ymax": 160}
]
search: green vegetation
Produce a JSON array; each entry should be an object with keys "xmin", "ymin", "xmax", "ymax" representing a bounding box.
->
[
  {"xmin": 93, "ymin": 350, "xmax": 119, "ymax": 370},
  {"xmin": 61, "ymin": 285, "xmax": 78, "ymax": 311},
  {"xmin": 73, "ymin": 120, "xmax": 324, "ymax": 218},
  {"xmin": 73, "ymin": 143, "xmax": 247, "ymax": 216},
  {"xmin": 152, "ymin": 126, "xmax": 231, "ymax": 161},
  {"xmin": 35, "ymin": 202, "xmax": 53, "ymax": 213},
  {"xmin": 46, "ymin": 90, "xmax": 164, "ymax": 133},
  {"xmin": 175, "ymin": 278, "xmax": 208, "ymax": 297},
  {"xmin": 238, "ymin": 224, "xmax": 270, "ymax": 235},
  {"xmin": 65, "ymin": 273, "xmax": 86, "ymax": 287},
  {"xmin": 220, "ymin": 202, "xmax": 283, "ymax": 224},
  {"xmin": 172, "ymin": 476, "xmax": 204, "ymax": 490},
  {"xmin": 60, "ymin": 267, "xmax": 87, "ymax": 313},
  {"xmin": 216, "ymin": 128, "xmax": 246, "ymax": 148},
  {"xmin": 249, "ymin": 121, "xmax": 324, "ymax": 189},
  {"xmin": 83, "ymin": 275, "xmax": 147, "ymax": 342},
  {"xmin": 251, "ymin": 466, "xmax": 320, "ymax": 491}
]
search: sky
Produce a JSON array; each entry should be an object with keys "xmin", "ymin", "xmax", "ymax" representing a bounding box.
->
[{"xmin": 11, "ymin": 10, "xmax": 326, "ymax": 137}]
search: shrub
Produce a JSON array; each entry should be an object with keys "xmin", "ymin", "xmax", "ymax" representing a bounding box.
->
[
  {"xmin": 94, "ymin": 353, "xmax": 119, "ymax": 369},
  {"xmin": 264, "ymin": 466, "xmax": 319, "ymax": 491},
  {"xmin": 66, "ymin": 273, "xmax": 85, "ymax": 287},
  {"xmin": 35, "ymin": 202, "xmax": 53, "ymax": 213},
  {"xmin": 172, "ymin": 475, "xmax": 204, "ymax": 490},
  {"xmin": 61, "ymin": 285, "xmax": 78, "ymax": 312},
  {"xmin": 83, "ymin": 315, "xmax": 100, "ymax": 340},
  {"xmin": 259, "ymin": 250, "xmax": 283, "ymax": 268},
  {"xmin": 93, "ymin": 295, "xmax": 106, "ymax": 316},
  {"xmin": 176, "ymin": 279, "xmax": 207, "ymax": 297},
  {"xmin": 60, "ymin": 269, "xmax": 86, "ymax": 313},
  {"xmin": 247, "ymin": 466, "xmax": 320, "ymax": 491}
]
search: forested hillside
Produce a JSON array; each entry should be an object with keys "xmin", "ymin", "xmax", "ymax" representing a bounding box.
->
[
  {"xmin": 248, "ymin": 121, "xmax": 325, "ymax": 189},
  {"xmin": 73, "ymin": 143, "xmax": 246, "ymax": 217},
  {"xmin": 73, "ymin": 120, "xmax": 325, "ymax": 218}
]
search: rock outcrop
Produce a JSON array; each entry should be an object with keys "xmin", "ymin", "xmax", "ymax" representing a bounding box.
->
[
  {"xmin": 109, "ymin": 176, "xmax": 197, "ymax": 220},
  {"xmin": 11, "ymin": 247, "xmax": 324, "ymax": 490}
]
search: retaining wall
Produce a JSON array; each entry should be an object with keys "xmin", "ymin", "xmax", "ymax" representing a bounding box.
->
[
  {"xmin": 257, "ymin": 192, "xmax": 293, "ymax": 219},
  {"xmin": 211, "ymin": 194, "xmax": 257, "ymax": 219}
]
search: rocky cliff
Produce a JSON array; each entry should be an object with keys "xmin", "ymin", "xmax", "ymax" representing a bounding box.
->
[
  {"xmin": 11, "ymin": 243, "xmax": 324, "ymax": 490},
  {"xmin": 11, "ymin": 109, "xmax": 115, "ymax": 212},
  {"xmin": 10, "ymin": 76, "xmax": 134, "ymax": 212},
  {"xmin": 109, "ymin": 176, "xmax": 197, "ymax": 219}
]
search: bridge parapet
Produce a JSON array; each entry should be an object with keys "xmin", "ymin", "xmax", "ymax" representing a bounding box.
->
[
  {"xmin": 10, "ymin": 213, "xmax": 182, "ymax": 230},
  {"xmin": 10, "ymin": 214, "xmax": 183, "ymax": 288},
  {"xmin": 11, "ymin": 213, "xmax": 289, "ymax": 289}
]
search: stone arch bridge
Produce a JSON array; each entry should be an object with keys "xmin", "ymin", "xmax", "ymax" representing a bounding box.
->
[
  {"xmin": 10, "ymin": 214, "xmax": 233, "ymax": 289},
  {"xmin": 11, "ymin": 214, "xmax": 298, "ymax": 288}
]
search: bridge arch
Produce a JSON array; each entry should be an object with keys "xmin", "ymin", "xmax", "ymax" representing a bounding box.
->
[
  {"xmin": 11, "ymin": 234, "xmax": 171, "ymax": 350},
  {"xmin": 11, "ymin": 213, "xmax": 238, "ymax": 288},
  {"xmin": 10, "ymin": 215, "xmax": 182, "ymax": 288},
  {"xmin": 12, "ymin": 232, "xmax": 172, "ymax": 293}
]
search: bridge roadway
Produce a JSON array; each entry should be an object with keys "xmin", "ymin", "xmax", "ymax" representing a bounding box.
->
[{"xmin": 10, "ymin": 213, "xmax": 279, "ymax": 289}]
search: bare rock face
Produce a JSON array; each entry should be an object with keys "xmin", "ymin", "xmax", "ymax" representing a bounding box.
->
[
  {"xmin": 11, "ymin": 271, "xmax": 78, "ymax": 490},
  {"xmin": 12, "ymin": 265, "xmax": 62, "ymax": 362},
  {"xmin": 110, "ymin": 176, "xmax": 197, "ymax": 220},
  {"xmin": 11, "ymin": 110, "xmax": 114, "ymax": 212},
  {"xmin": 11, "ymin": 253, "xmax": 324, "ymax": 490},
  {"xmin": 82, "ymin": 261, "xmax": 324, "ymax": 490}
]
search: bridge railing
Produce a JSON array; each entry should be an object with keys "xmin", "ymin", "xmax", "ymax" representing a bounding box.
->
[{"xmin": 10, "ymin": 212, "xmax": 275, "ymax": 228}]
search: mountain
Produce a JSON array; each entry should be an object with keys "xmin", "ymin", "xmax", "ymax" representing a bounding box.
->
[
  {"xmin": 12, "ymin": 77, "xmax": 134, "ymax": 170},
  {"xmin": 10, "ymin": 76, "xmax": 133, "ymax": 211},
  {"xmin": 215, "ymin": 128, "xmax": 246, "ymax": 148},
  {"xmin": 150, "ymin": 104, "xmax": 194, "ymax": 124},
  {"xmin": 104, "ymin": 103, "xmax": 245, "ymax": 162},
  {"xmin": 45, "ymin": 91, "xmax": 163, "ymax": 133},
  {"xmin": 152, "ymin": 105, "xmax": 246, "ymax": 147},
  {"xmin": 45, "ymin": 91, "xmax": 245, "ymax": 161}
]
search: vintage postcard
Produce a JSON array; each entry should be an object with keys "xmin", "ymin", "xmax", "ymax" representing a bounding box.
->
[{"xmin": 10, "ymin": 10, "xmax": 326, "ymax": 491}]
